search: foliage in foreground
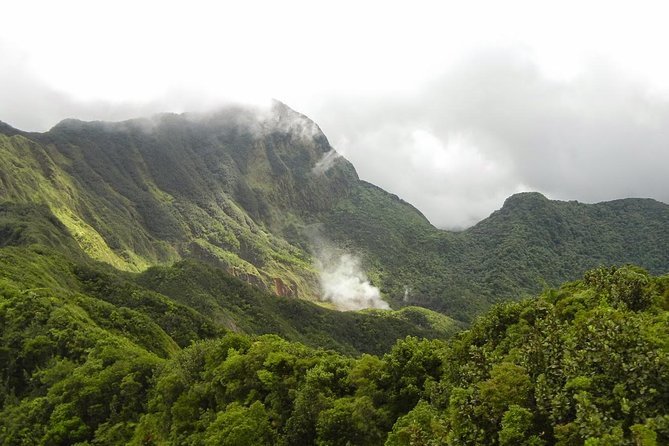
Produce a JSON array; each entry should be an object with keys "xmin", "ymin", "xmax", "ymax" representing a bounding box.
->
[{"xmin": 1, "ymin": 264, "xmax": 667, "ymax": 445}]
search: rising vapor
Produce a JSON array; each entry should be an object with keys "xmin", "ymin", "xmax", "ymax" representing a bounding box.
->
[{"xmin": 315, "ymin": 248, "xmax": 389, "ymax": 311}]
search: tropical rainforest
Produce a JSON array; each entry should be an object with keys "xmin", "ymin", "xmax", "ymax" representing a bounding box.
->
[{"xmin": 0, "ymin": 102, "xmax": 667, "ymax": 444}]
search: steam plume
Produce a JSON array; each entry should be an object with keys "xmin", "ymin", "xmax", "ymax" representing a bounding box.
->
[{"xmin": 315, "ymin": 249, "xmax": 389, "ymax": 311}]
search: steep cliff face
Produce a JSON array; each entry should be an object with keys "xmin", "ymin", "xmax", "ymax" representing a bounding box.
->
[{"xmin": 0, "ymin": 101, "xmax": 364, "ymax": 300}]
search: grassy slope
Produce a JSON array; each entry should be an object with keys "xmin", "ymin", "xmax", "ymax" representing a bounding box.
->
[{"xmin": 0, "ymin": 203, "xmax": 459, "ymax": 357}]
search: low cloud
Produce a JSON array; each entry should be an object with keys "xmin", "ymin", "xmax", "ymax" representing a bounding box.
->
[
  {"xmin": 311, "ymin": 48, "xmax": 669, "ymax": 229},
  {"xmin": 312, "ymin": 150, "xmax": 341, "ymax": 175},
  {"xmin": 0, "ymin": 44, "xmax": 270, "ymax": 132},
  {"xmin": 262, "ymin": 101, "xmax": 323, "ymax": 140}
]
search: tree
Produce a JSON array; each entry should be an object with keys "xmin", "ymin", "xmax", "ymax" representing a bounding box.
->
[
  {"xmin": 316, "ymin": 396, "xmax": 387, "ymax": 446},
  {"xmin": 204, "ymin": 401, "xmax": 274, "ymax": 446}
]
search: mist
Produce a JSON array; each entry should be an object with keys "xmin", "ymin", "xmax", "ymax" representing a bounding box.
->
[
  {"xmin": 311, "ymin": 49, "xmax": 669, "ymax": 229},
  {"xmin": 312, "ymin": 150, "xmax": 341, "ymax": 175}
]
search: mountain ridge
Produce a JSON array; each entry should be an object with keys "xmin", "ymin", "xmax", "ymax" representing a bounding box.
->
[{"xmin": 0, "ymin": 103, "xmax": 668, "ymax": 321}]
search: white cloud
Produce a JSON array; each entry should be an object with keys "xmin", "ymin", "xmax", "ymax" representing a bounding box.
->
[{"xmin": 312, "ymin": 49, "xmax": 669, "ymax": 228}]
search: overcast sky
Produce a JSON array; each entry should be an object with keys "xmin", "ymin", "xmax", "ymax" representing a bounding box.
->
[{"xmin": 2, "ymin": 0, "xmax": 669, "ymax": 228}]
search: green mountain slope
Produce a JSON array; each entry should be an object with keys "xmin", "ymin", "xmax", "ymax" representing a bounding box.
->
[
  {"xmin": 462, "ymin": 192, "xmax": 669, "ymax": 298},
  {"xmin": 0, "ymin": 231, "xmax": 459, "ymax": 359},
  {"xmin": 0, "ymin": 234, "xmax": 461, "ymax": 443},
  {"xmin": 1, "ymin": 103, "xmax": 669, "ymax": 322},
  {"xmin": 320, "ymin": 183, "xmax": 669, "ymax": 320}
]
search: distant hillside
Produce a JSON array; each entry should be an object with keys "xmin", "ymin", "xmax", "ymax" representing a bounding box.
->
[
  {"xmin": 319, "ymin": 181, "xmax": 669, "ymax": 320},
  {"xmin": 1, "ymin": 102, "xmax": 668, "ymax": 321}
]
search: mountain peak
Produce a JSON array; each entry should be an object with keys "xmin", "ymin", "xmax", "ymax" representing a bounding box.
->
[
  {"xmin": 51, "ymin": 118, "xmax": 87, "ymax": 131},
  {"xmin": 501, "ymin": 191, "xmax": 549, "ymax": 210},
  {"xmin": 0, "ymin": 120, "xmax": 23, "ymax": 136}
]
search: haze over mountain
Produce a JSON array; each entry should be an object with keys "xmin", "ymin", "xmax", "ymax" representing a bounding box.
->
[{"xmin": 1, "ymin": 101, "xmax": 667, "ymax": 321}]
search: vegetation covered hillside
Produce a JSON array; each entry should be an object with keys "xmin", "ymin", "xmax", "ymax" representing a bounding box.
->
[
  {"xmin": 322, "ymin": 185, "xmax": 669, "ymax": 320},
  {"xmin": 0, "ymin": 103, "xmax": 352, "ymax": 299},
  {"xmin": 0, "ymin": 218, "xmax": 461, "ymax": 443},
  {"xmin": 2, "ymin": 264, "xmax": 666, "ymax": 445},
  {"xmin": 1, "ymin": 103, "xmax": 668, "ymax": 321}
]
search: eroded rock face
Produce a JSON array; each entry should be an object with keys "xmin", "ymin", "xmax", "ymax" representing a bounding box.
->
[
  {"xmin": 226, "ymin": 267, "xmax": 267, "ymax": 290},
  {"xmin": 273, "ymin": 277, "xmax": 298, "ymax": 297}
]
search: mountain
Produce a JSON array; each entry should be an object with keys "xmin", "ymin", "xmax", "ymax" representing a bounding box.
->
[
  {"xmin": 1, "ymin": 103, "xmax": 668, "ymax": 445},
  {"xmin": 1, "ymin": 101, "xmax": 668, "ymax": 322}
]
